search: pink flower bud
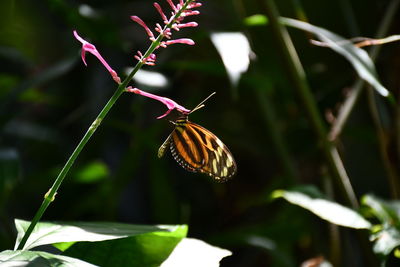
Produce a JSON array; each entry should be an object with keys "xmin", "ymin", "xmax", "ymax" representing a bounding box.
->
[
  {"xmin": 177, "ymin": 22, "xmax": 198, "ymax": 28},
  {"xmin": 182, "ymin": 10, "xmax": 200, "ymax": 17},
  {"xmin": 166, "ymin": 0, "xmax": 178, "ymax": 12},
  {"xmin": 131, "ymin": 16, "xmax": 155, "ymax": 40},
  {"xmin": 154, "ymin": 2, "xmax": 168, "ymax": 23},
  {"xmin": 165, "ymin": 38, "xmax": 195, "ymax": 46}
]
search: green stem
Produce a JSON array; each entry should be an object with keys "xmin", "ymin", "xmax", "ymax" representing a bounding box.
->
[
  {"xmin": 262, "ymin": 0, "xmax": 380, "ymax": 265},
  {"xmin": 16, "ymin": 0, "xmax": 194, "ymax": 250},
  {"xmin": 255, "ymin": 88, "xmax": 298, "ymax": 183},
  {"xmin": 262, "ymin": 0, "xmax": 358, "ymax": 208},
  {"xmin": 234, "ymin": 0, "xmax": 298, "ymax": 183}
]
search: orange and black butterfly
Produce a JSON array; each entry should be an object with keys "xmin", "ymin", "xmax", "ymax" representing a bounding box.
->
[{"xmin": 158, "ymin": 92, "xmax": 236, "ymax": 182}]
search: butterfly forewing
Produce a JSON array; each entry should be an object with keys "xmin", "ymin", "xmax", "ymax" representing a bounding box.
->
[{"xmin": 169, "ymin": 119, "xmax": 236, "ymax": 181}]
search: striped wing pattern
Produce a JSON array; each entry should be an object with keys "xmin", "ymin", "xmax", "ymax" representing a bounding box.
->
[{"xmin": 168, "ymin": 120, "xmax": 236, "ymax": 182}]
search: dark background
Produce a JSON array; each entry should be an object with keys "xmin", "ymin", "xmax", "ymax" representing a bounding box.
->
[{"xmin": 1, "ymin": 0, "xmax": 399, "ymax": 266}]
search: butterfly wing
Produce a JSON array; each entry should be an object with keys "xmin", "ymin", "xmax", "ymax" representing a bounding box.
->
[
  {"xmin": 158, "ymin": 133, "xmax": 172, "ymax": 158},
  {"xmin": 169, "ymin": 121, "xmax": 236, "ymax": 181}
]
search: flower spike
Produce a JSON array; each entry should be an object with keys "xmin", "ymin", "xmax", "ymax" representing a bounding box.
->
[
  {"xmin": 73, "ymin": 30, "xmax": 121, "ymax": 84},
  {"xmin": 131, "ymin": 0, "xmax": 201, "ymax": 66}
]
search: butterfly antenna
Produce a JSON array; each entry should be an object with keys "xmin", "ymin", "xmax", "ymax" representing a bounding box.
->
[{"xmin": 190, "ymin": 92, "xmax": 216, "ymax": 114}]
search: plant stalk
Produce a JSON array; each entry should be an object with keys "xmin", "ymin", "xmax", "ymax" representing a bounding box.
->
[
  {"xmin": 262, "ymin": 0, "xmax": 358, "ymax": 208},
  {"xmin": 16, "ymin": 0, "xmax": 194, "ymax": 250},
  {"xmin": 328, "ymin": 0, "xmax": 400, "ymax": 141}
]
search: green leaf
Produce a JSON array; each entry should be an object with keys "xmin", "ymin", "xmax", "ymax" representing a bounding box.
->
[
  {"xmin": 362, "ymin": 194, "xmax": 400, "ymax": 224},
  {"xmin": 281, "ymin": 17, "xmax": 389, "ymax": 97},
  {"xmin": 244, "ymin": 14, "xmax": 268, "ymax": 26},
  {"xmin": 19, "ymin": 88, "xmax": 57, "ymax": 105},
  {"xmin": 62, "ymin": 224, "xmax": 188, "ymax": 266},
  {"xmin": 371, "ymin": 227, "xmax": 400, "ymax": 257},
  {"xmin": 272, "ymin": 189, "xmax": 371, "ymax": 229},
  {"xmin": 161, "ymin": 238, "xmax": 232, "ymax": 266},
  {"xmin": 14, "ymin": 219, "xmax": 187, "ymax": 251},
  {"xmin": 0, "ymin": 250, "xmax": 97, "ymax": 267},
  {"xmin": 361, "ymin": 195, "xmax": 400, "ymax": 258},
  {"xmin": 74, "ymin": 161, "xmax": 109, "ymax": 183}
]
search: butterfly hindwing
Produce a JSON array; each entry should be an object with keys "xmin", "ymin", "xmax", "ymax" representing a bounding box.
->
[{"xmin": 158, "ymin": 133, "xmax": 172, "ymax": 158}]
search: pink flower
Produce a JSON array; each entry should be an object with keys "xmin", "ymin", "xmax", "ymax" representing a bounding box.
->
[
  {"xmin": 131, "ymin": 0, "xmax": 201, "ymax": 65},
  {"xmin": 126, "ymin": 88, "xmax": 190, "ymax": 119},
  {"xmin": 73, "ymin": 30, "xmax": 121, "ymax": 84}
]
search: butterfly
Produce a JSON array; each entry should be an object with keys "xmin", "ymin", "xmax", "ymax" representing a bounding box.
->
[{"xmin": 158, "ymin": 92, "xmax": 237, "ymax": 182}]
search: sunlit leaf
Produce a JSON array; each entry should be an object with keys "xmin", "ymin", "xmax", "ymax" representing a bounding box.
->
[
  {"xmin": 14, "ymin": 219, "xmax": 187, "ymax": 251},
  {"xmin": 161, "ymin": 238, "xmax": 232, "ymax": 267},
  {"xmin": 0, "ymin": 250, "xmax": 96, "ymax": 267},
  {"xmin": 281, "ymin": 17, "xmax": 389, "ymax": 97},
  {"xmin": 210, "ymin": 32, "xmax": 253, "ymax": 88},
  {"xmin": 362, "ymin": 194, "xmax": 400, "ymax": 224},
  {"xmin": 62, "ymin": 224, "xmax": 188, "ymax": 266},
  {"xmin": 272, "ymin": 189, "xmax": 372, "ymax": 229},
  {"xmin": 371, "ymin": 227, "xmax": 400, "ymax": 257}
]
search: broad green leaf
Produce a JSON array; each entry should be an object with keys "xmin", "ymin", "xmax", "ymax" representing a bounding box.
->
[
  {"xmin": 62, "ymin": 224, "xmax": 188, "ymax": 267},
  {"xmin": 273, "ymin": 190, "xmax": 371, "ymax": 229},
  {"xmin": 281, "ymin": 17, "xmax": 389, "ymax": 97},
  {"xmin": 161, "ymin": 238, "xmax": 232, "ymax": 267},
  {"xmin": 14, "ymin": 219, "xmax": 187, "ymax": 251},
  {"xmin": 0, "ymin": 250, "xmax": 96, "ymax": 267}
]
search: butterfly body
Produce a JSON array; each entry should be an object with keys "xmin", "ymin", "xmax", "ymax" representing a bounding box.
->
[{"xmin": 159, "ymin": 114, "xmax": 236, "ymax": 182}]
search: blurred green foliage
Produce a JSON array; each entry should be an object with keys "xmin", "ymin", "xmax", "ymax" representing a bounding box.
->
[{"xmin": 1, "ymin": 0, "xmax": 400, "ymax": 266}]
